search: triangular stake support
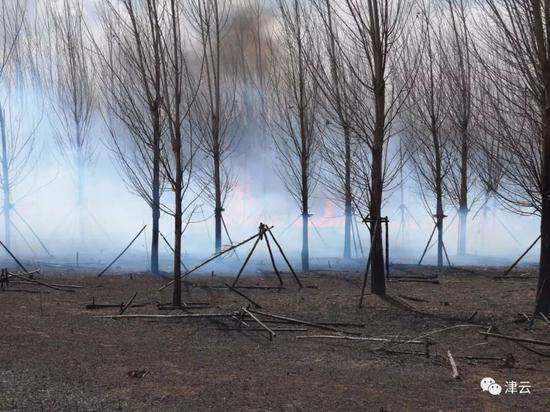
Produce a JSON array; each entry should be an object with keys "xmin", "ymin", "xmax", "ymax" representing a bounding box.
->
[
  {"xmin": 232, "ymin": 223, "xmax": 302, "ymax": 289},
  {"xmin": 158, "ymin": 222, "xmax": 303, "ymax": 293}
]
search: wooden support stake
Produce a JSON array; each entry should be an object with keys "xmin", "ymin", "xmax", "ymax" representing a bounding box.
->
[
  {"xmin": 119, "ymin": 292, "xmax": 138, "ymax": 315},
  {"xmin": 0, "ymin": 240, "xmax": 27, "ymax": 272},
  {"xmin": 98, "ymin": 225, "xmax": 147, "ymax": 277},
  {"xmin": 500, "ymin": 235, "xmax": 541, "ymax": 278},
  {"xmin": 159, "ymin": 232, "xmax": 189, "ymax": 271},
  {"xmin": 267, "ymin": 228, "xmax": 303, "ymax": 288},
  {"xmin": 264, "ymin": 230, "xmax": 283, "ymax": 286},
  {"xmin": 359, "ymin": 219, "xmax": 378, "ymax": 308},
  {"xmin": 232, "ymin": 233, "xmax": 262, "ymax": 287},
  {"xmin": 159, "ymin": 231, "xmax": 261, "ymax": 291},
  {"xmin": 418, "ymin": 223, "xmax": 437, "ymax": 265}
]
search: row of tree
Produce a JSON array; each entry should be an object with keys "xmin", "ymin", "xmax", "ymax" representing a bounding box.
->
[{"xmin": 1, "ymin": 0, "xmax": 549, "ymax": 313}]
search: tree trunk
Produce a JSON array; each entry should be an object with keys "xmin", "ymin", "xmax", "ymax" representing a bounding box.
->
[
  {"xmin": 457, "ymin": 132, "xmax": 468, "ymax": 256},
  {"xmin": 344, "ymin": 205, "xmax": 352, "ymax": 260},
  {"xmin": 537, "ymin": 66, "xmax": 550, "ymax": 315},
  {"xmin": 436, "ymin": 198, "xmax": 444, "ymax": 268},
  {"xmin": 457, "ymin": 206, "xmax": 468, "ymax": 256},
  {"xmin": 213, "ymin": 143, "xmax": 222, "ymax": 254},
  {"xmin": 370, "ymin": 145, "xmax": 385, "ymax": 295},
  {"xmin": 76, "ymin": 144, "xmax": 84, "ymax": 246},
  {"xmin": 434, "ymin": 128, "xmax": 443, "ymax": 268},
  {"xmin": 343, "ymin": 126, "xmax": 352, "ymax": 260},
  {"xmin": 172, "ymin": 158, "xmax": 183, "ymax": 307},
  {"xmin": 301, "ymin": 211, "xmax": 309, "ymax": 272},
  {"xmin": 151, "ymin": 123, "xmax": 161, "ymax": 275},
  {"xmin": 369, "ymin": 38, "xmax": 387, "ymax": 295},
  {"xmin": 0, "ymin": 106, "xmax": 10, "ymax": 249}
]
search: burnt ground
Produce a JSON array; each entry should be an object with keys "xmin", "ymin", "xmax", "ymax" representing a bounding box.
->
[{"xmin": 1, "ymin": 265, "xmax": 549, "ymax": 411}]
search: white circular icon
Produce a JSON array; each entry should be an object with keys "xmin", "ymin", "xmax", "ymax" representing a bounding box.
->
[
  {"xmin": 480, "ymin": 377, "xmax": 495, "ymax": 391},
  {"xmin": 488, "ymin": 383, "xmax": 502, "ymax": 396}
]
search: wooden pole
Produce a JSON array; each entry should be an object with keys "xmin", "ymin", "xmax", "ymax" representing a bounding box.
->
[
  {"xmin": 418, "ymin": 223, "xmax": 437, "ymax": 265},
  {"xmin": 159, "ymin": 231, "xmax": 189, "ymax": 271},
  {"xmin": 480, "ymin": 331, "xmax": 550, "ymax": 347},
  {"xmin": 0, "ymin": 239, "xmax": 27, "ymax": 272},
  {"xmin": 359, "ymin": 219, "xmax": 379, "ymax": 308},
  {"xmin": 96, "ymin": 313, "xmax": 236, "ymax": 319},
  {"xmin": 264, "ymin": 229, "xmax": 283, "ymax": 286},
  {"xmin": 267, "ymin": 228, "xmax": 303, "ymax": 288},
  {"xmin": 97, "ymin": 225, "xmax": 147, "ymax": 277},
  {"xmin": 231, "ymin": 232, "xmax": 262, "ymax": 287},
  {"xmin": 249, "ymin": 309, "xmax": 359, "ymax": 335},
  {"xmin": 500, "ymin": 235, "xmax": 541, "ymax": 277},
  {"xmin": 119, "ymin": 292, "xmax": 138, "ymax": 315},
  {"xmin": 242, "ymin": 307, "xmax": 275, "ymax": 340},
  {"xmin": 159, "ymin": 231, "xmax": 261, "ymax": 291}
]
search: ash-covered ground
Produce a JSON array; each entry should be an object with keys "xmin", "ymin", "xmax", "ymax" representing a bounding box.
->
[{"xmin": 1, "ymin": 265, "xmax": 549, "ymax": 411}]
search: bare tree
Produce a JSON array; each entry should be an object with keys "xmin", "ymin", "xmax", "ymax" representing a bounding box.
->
[
  {"xmin": 476, "ymin": 0, "xmax": 550, "ymax": 314},
  {"xmin": 0, "ymin": 1, "xmax": 29, "ymax": 250},
  {"xmin": 268, "ymin": 0, "xmax": 319, "ymax": 272},
  {"xmin": 188, "ymin": 0, "xmax": 240, "ymax": 254},
  {"xmin": 157, "ymin": 0, "xmax": 201, "ymax": 306},
  {"xmin": 403, "ymin": 2, "xmax": 452, "ymax": 267},
  {"xmin": 309, "ymin": 0, "xmax": 356, "ymax": 261},
  {"xmin": 96, "ymin": 0, "xmax": 166, "ymax": 275},
  {"xmin": 317, "ymin": 0, "xmax": 414, "ymax": 295},
  {"xmin": 45, "ymin": 0, "xmax": 96, "ymax": 246},
  {"xmin": 443, "ymin": 0, "xmax": 475, "ymax": 257}
]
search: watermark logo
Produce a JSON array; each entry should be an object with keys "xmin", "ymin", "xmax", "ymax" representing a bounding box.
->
[{"xmin": 480, "ymin": 377, "xmax": 531, "ymax": 396}]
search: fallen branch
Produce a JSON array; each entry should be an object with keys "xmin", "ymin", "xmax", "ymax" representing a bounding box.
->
[
  {"xmin": 514, "ymin": 341, "xmax": 550, "ymax": 358},
  {"xmin": 398, "ymin": 294, "xmax": 429, "ymax": 303},
  {"xmin": 479, "ymin": 331, "xmax": 550, "ymax": 347},
  {"xmin": 387, "ymin": 324, "xmax": 485, "ymax": 350},
  {"xmin": 9, "ymin": 273, "xmax": 73, "ymax": 292},
  {"xmin": 7, "ymin": 269, "xmax": 40, "ymax": 279},
  {"xmin": 0, "ymin": 289, "xmax": 50, "ymax": 294},
  {"xmin": 248, "ymin": 309, "xmax": 360, "ymax": 335},
  {"xmin": 391, "ymin": 275, "xmax": 438, "ymax": 280},
  {"xmin": 296, "ymin": 335, "xmax": 424, "ymax": 344},
  {"xmin": 242, "ymin": 307, "xmax": 275, "ymax": 340},
  {"xmin": 157, "ymin": 303, "xmax": 211, "ymax": 310},
  {"xmin": 86, "ymin": 302, "xmax": 149, "ymax": 310},
  {"xmin": 95, "ymin": 313, "xmax": 236, "ymax": 319},
  {"xmin": 262, "ymin": 319, "xmax": 365, "ymax": 328},
  {"xmin": 388, "ymin": 279, "xmax": 440, "ymax": 284},
  {"xmin": 447, "ymin": 350, "xmax": 460, "ymax": 379},
  {"xmin": 219, "ymin": 327, "xmax": 307, "ymax": 332},
  {"xmin": 11, "ymin": 280, "xmax": 81, "ymax": 289}
]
